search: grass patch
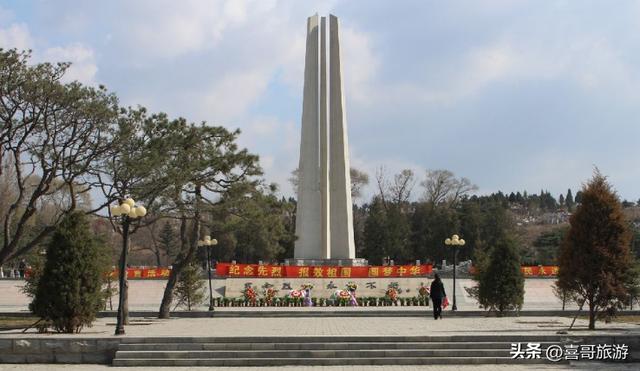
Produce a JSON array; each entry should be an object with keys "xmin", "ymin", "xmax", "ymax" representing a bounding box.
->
[
  {"xmin": 610, "ymin": 315, "xmax": 640, "ymax": 325},
  {"xmin": 0, "ymin": 316, "xmax": 38, "ymax": 331},
  {"xmin": 574, "ymin": 315, "xmax": 640, "ymax": 325}
]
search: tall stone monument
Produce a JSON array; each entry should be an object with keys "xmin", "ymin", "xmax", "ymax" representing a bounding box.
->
[{"xmin": 291, "ymin": 14, "xmax": 366, "ymax": 266}]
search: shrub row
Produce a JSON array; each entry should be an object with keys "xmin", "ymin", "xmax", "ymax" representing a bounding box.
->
[{"xmin": 214, "ymin": 296, "xmax": 430, "ymax": 307}]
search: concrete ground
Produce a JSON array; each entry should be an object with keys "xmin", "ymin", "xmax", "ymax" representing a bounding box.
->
[
  {"xmin": 0, "ymin": 278, "xmax": 583, "ymax": 312},
  {"xmin": 1, "ymin": 364, "xmax": 638, "ymax": 371},
  {"xmin": 1, "ymin": 315, "xmax": 637, "ymax": 338}
]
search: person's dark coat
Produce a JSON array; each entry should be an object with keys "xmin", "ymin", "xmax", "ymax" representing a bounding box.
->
[{"xmin": 429, "ymin": 279, "xmax": 446, "ymax": 300}]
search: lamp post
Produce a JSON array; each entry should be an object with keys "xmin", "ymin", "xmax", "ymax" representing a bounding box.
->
[
  {"xmin": 110, "ymin": 198, "xmax": 147, "ymax": 335},
  {"xmin": 444, "ymin": 234, "xmax": 465, "ymax": 311},
  {"xmin": 198, "ymin": 235, "xmax": 218, "ymax": 311}
]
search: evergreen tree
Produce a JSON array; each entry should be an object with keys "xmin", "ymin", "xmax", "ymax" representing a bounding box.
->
[
  {"xmin": 557, "ymin": 171, "xmax": 637, "ymax": 329},
  {"xmin": 159, "ymin": 222, "xmax": 178, "ymax": 263},
  {"xmin": 474, "ymin": 234, "xmax": 525, "ymax": 314},
  {"xmin": 558, "ymin": 194, "xmax": 565, "ymax": 207},
  {"xmin": 533, "ymin": 227, "xmax": 567, "ymax": 265},
  {"xmin": 173, "ymin": 262, "xmax": 205, "ymax": 311},
  {"xmin": 363, "ymin": 198, "xmax": 389, "ymax": 264},
  {"xmin": 30, "ymin": 212, "xmax": 108, "ymax": 333},
  {"xmin": 574, "ymin": 190, "xmax": 583, "ymax": 204},
  {"xmin": 565, "ymin": 189, "xmax": 574, "ymax": 210}
]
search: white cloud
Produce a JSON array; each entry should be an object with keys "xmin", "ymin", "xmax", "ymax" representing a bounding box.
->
[
  {"xmin": 115, "ymin": 0, "xmax": 283, "ymax": 59},
  {"xmin": 341, "ymin": 26, "xmax": 380, "ymax": 104},
  {"xmin": 199, "ymin": 68, "xmax": 271, "ymax": 122},
  {"xmin": 0, "ymin": 23, "xmax": 32, "ymax": 50},
  {"xmin": 42, "ymin": 44, "xmax": 98, "ymax": 85}
]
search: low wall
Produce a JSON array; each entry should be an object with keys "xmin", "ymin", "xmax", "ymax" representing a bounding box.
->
[
  {"xmin": 0, "ymin": 338, "xmax": 120, "ymax": 364},
  {"xmin": 224, "ymin": 277, "xmax": 433, "ymax": 298}
]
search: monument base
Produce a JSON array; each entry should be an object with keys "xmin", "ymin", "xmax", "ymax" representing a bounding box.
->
[{"xmin": 284, "ymin": 258, "xmax": 369, "ymax": 267}]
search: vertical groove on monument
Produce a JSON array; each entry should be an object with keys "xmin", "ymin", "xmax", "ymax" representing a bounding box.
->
[
  {"xmin": 319, "ymin": 16, "xmax": 331, "ymax": 259},
  {"xmin": 328, "ymin": 15, "xmax": 356, "ymax": 259},
  {"xmin": 294, "ymin": 15, "xmax": 322, "ymax": 259}
]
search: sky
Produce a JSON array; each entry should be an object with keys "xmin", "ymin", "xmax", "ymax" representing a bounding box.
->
[{"xmin": 1, "ymin": 0, "xmax": 639, "ymax": 202}]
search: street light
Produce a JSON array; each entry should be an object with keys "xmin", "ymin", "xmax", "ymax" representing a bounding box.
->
[
  {"xmin": 444, "ymin": 234, "xmax": 465, "ymax": 311},
  {"xmin": 110, "ymin": 197, "xmax": 147, "ymax": 335},
  {"xmin": 198, "ymin": 235, "xmax": 218, "ymax": 311}
]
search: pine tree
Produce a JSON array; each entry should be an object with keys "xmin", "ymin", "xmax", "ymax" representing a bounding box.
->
[
  {"xmin": 30, "ymin": 212, "xmax": 108, "ymax": 333},
  {"xmin": 574, "ymin": 190, "xmax": 583, "ymax": 204},
  {"xmin": 159, "ymin": 222, "xmax": 178, "ymax": 263},
  {"xmin": 565, "ymin": 189, "xmax": 574, "ymax": 210},
  {"xmin": 557, "ymin": 171, "xmax": 637, "ymax": 329},
  {"xmin": 471, "ymin": 203, "xmax": 524, "ymax": 315},
  {"xmin": 559, "ymin": 194, "xmax": 565, "ymax": 207},
  {"xmin": 475, "ymin": 234, "xmax": 525, "ymax": 314},
  {"xmin": 173, "ymin": 262, "xmax": 205, "ymax": 311},
  {"xmin": 363, "ymin": 198, "xmax": 389, "ymax": 264}
]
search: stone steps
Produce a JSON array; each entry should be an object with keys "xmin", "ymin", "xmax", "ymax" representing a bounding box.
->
[
  {"xmin": 119, "ymin": 341, "xmax": 551, "ymax": 351},
  {"xmin": 112, "ymin": 336, "xmax": 569, "ymax": 366},
  {"xmin": 113, "ymin": 356, "xmax": 556, "ymax": 367},
  {"xmin": 115, "ymin": 349, "xmax": 513, "ymax": 358}
]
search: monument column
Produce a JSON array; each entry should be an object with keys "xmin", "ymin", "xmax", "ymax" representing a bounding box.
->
[
  {"xmin": 293, "ymin": 14, "xmax": 361, "ymax": 265},
  {"xmin": 294, "ymin": 15, "xmax": 322, "ymax": 259},
  {"xmin": 328, "ymin": 14, "xmax": 356, "ymax": 259}
]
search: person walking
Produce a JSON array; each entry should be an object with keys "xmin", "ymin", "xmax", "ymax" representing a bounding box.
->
[
  {"xmin": 18, "ymin": 259, "xmax": 27, "ymax": 278},
  {"xmin": 429, "ymin": 273, "xmax": 447, "ymax": 319}
]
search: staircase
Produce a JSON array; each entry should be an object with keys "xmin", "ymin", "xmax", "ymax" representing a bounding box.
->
[{"xmin": 112, "ymin": 335, "xmax": 569, "ymax": 366}]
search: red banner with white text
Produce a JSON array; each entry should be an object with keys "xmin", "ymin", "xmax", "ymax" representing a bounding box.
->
[
  {"xmin": 109, "ymin": 267, "xmax": 172, "ymax": 279},
  {"xmin": 215, "ymin": 263, "xmax": 432, "ymax": 278},
  {"xmin": 468, "ymin": 265, "xmax": 559, "ymax": 277}
]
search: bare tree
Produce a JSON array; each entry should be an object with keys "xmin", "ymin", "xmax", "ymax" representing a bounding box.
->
[
  {"xmin": 349, "ymin": 167, "xmax": 369, "ymax": 200},
  {"xmin": 420, "ymin": 169, "xmax": 478, "ymax": 206},
  {"xmin": 375, "ymin": 166, "xmax": 415, "ymax": 208}
]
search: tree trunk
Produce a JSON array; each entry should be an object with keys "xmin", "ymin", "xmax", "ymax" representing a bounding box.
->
[
  {"xmin": 158, "ymin": 185, "xmax": 202, "ymax": 318},
  {"xmin": 155, "ymin": 249, "xmax": 162, "ymax": 267},
  {"xmin": 588, "ymin": 300, "xmax": 596, "ymax": 330}
]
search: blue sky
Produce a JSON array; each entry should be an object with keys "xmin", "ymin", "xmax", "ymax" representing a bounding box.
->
[{"xmin": 2, "ymin": 0, "xmax": 639, "ymax": 202}]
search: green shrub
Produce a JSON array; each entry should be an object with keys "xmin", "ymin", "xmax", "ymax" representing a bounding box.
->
[
  {"xmin": 173, "ymin": 262, "xmax": 205, "ymax": 311},
  {"xmin": 30, "ymin": 212, "xmax": 108, "ymax": 333}
]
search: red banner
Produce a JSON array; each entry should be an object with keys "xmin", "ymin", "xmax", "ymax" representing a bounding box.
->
[
  {"xmin": 521, "ymin": 266, "xmax": 558, "ymax": 276},
  {"xmin": 469, "ymin": 265, "xmax": 558, "ymax": 276},
  {"xmin": 109, "ymin": 267, "xmax": 172, "ymax": 279},
  {"xmin": 215, "ymin": 263, "xmax": 432, "ymax": 278}
]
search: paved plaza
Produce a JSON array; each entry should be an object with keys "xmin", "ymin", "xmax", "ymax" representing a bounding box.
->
[
  {"xmin": 0, "ymin": 278, "xmax": 581, "ymax": 312},
  {"xmin": 1, "ymin": 314, "xmax": 637, "ymax": 338},
  {"xmin": 2, "ymin": 278, "xmax": 637, "ymax": 370}
]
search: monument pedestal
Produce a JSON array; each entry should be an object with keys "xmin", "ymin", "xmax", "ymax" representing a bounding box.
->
[{"xmin": 284, "ymin": 258, "xmax": 369, "ymax": 267}]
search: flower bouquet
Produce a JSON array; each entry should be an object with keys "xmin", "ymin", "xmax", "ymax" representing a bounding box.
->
[
  {"xmin": 301, "ymin": 283, "xmax": 314, "ymax": 306},
  {"xmin": 418, "ymin": 285, "xmax": 430, "ymax": 298},
  {"xmin": 263, "ymin": 287, "xmax": 278, "ymax": 306},
  {"xmin": 242, "ymin": 286, "xmax": 257, "ymax": 306},
  {"xmin": 288, "ymin": 289, "xmax": 303, "ymax": 298},
  {"xmin": 338, "ymin": 290, "xmax": 351, "ymax": 306},
  {"xmin": 385, "ymin": 287, "xmax": 398, "ymax": 303}
]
